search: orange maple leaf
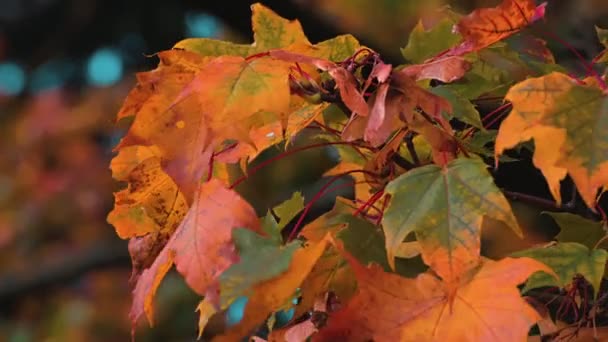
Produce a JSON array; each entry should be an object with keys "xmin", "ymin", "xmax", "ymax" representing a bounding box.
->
[
  {"xmin": 496, "ymin": 72, "xmax": 608, "ymax": 208},
  {"xmin": 316, "ymin": 253, "xmax": 554, "ymax": 342},
  {"xmin": 117, "ymin": 52, "xmax": 292, "ymax": 200},
  {"xmin": 108, "ymin": 145, "xmax": 187, "ymax": 239},
  {"xmin": 129, "ymin": 179, "xmax": 261, "ymax": 329}
]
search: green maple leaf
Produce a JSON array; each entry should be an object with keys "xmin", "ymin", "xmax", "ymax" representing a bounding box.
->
[
  {"xmin": 431, "ymin": 86, "xmax": 483, "ymax": 128},
  {"xmin": 382, "ymin": 157, "xmax": 520, "ymax": 284},
  {"xmin": 219, "ymin": 228, "xmax": 301, "ymax": 308},
  {"xmin": 546, "ymin": 212, "xmax": 607, "ymax": 250},
  {"xmin": 262, "ymin": 191, "xmax": 305, "ymax": 240},
  {"xmin": 401, "ymin": 16, "xmax": 461, "ymax": 63},
  {"xmin": 221, "ymin": 192, "xmax": 306, "ymax": 305},
  {"xmin": 512, "ymin": 242, "xmax": 608, "ymax": 297}
]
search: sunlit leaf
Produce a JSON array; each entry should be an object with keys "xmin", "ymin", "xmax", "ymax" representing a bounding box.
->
[
  {"xmin": 108, "ymin": 146, "xmax": 187, "ymax": 238},
  {"xmin": 401, "ymin": 16, "xmax": 461, "ymax": 63},
  {"xmin": 495, "ymin": 72, "xmax": 608, "ymax": 208},
  {"xmin": 382, "ymin": 157, "xmax": 520, "ymax": 285},
  {"xmin": 316, "ymin": 254, "xmax": 554, "ymax": 342},
  {"xmin": 130, "ymin": 180, "xmax": 260, "ymax": 327},
  {"xmin": 118, "ymin": 53, "xmax": 291, "ymax": 199}
]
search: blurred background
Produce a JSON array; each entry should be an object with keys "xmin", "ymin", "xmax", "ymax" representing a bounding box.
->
[{"xmin": 0, "ymin": 0, "xmax": 607, "ymax": 340}]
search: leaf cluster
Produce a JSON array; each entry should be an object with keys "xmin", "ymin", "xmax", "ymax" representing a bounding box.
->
[{"xmin": 109, "ymin": 1, "xmax": 608, "ymax": 341}]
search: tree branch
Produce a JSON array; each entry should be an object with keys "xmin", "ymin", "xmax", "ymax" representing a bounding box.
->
[{"xmin": 0, "ymin": 239, "xmax": 130, "ymax": 306}]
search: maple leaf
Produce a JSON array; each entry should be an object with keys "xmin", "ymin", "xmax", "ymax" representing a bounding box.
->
[
  {"xmin": 215, "ymin": 237, "xmax": 330, "ymax": 341},
  {"xmin": 495, "ymin": 72, "xmax": 608, "ymax": 208},
  {"xmin": 341, "ymin": 70, "xmax": 455, "ymax": 152},
  {"xmin": 127, "ymin": 231, "xmax": 171, "ymax": 284},
  {"xmin": 382, "ymin": 157, "xmax": 521, "ymax": 286},
  {"xmin": 265, "ymin": 191, "xmax": 305, "ymax": 235},
  {"xmin": 175, "ymin": 3, "xmax": 308, "ymax": 57},
  {"xmin": 401, "ymin": 12, "xmax": 461, "ymax": 63},
  {"xmin": 546, "ymin": 212, "xmax": 608, "ymax": 249},
  {"xmin": 219, "ymin": 228, "xmax": 302, "ymax": 308},
  {"xmin": 596, "ymin": 26, "xmax": 608, "ymax": 64},
  {"xmin": 400, "ymin": 56, "xmax": 471, "ymax": 83},
  {"xmin": 269, "ymin": 49, "xmax": 369, "ymax": 118},
  {"xmin": 448, "ymin": 0, "xmax": 546, "ymax": 57},
  {"xmin": 430, "ymin": 86, "xmax": 483, "ymax": 129},
  {"xmin": 108, "ymin": 146, "xmax": 187, "ymax": 239},
  {"xmin": 512, "ymin": 242, "xmax": 608, "ymax": 296},
  {"xmin": 285, "ymin": 102, "xmax": 330, "ymax": 144},
  {"xmin": 295, "ymin": 198, "xmax": 388, "ymax": 318},
  {"xmin": 175, "ymin": 3, "xmax": 360, "ymax": 64},
  {"xmin": 130, "ymin": 179, "xmax": 260, "ymax": 328},
  {"xmin": 315, "ymin": 252, "xmax": 554, "ymax": 342},
  {"xmin": 117, "ymin": 54, "xmax": 292, "ymax": 200}
]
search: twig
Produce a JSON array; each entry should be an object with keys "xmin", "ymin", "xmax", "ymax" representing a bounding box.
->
[{"xmin": 502, "ymin": 190, "xmax": 562, "ymax": 210}]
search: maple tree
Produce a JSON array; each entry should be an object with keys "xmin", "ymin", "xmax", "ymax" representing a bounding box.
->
[{"xmin": 108, "ymin": 1, "xmax": 608, "ymax": 341}]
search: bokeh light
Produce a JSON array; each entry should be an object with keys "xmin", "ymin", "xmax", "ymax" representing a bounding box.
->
[
  {"xmin": 86, "ymin": 48, "xmax": 123, "ymax": 87},
  {"xmin": 185, "ymin": 12, "xmax": 221, "ymax": 38},
  {"xmin": 0, "ymin": 61, "xmax": 25, "ymax": 96},
  {"xmin": 225, "ymin": 296, "xmax": 248, "ymax": 327}
]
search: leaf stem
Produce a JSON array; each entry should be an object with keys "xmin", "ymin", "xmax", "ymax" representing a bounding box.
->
[
  {"xmin": 538, "ymin": 29, "xmax": 607, "ymax": 90},
  {"xmin": 502, "ymin": 189, "xmax": 561, "ymax": 210},
  {"xmin": 353, "ymin": 189, "xmax": 385, "ymax": 218},
  {"xmin": 405, "ymin": 131, "xmax": 420, "ymax": 166},
  {"xmin": 593, "ymin": 234, "xmax": 608, "ymax": 250},
  {"xmin": 229, "ymin": 141, "xmax": 371, "ymax": 189},
  {"xmin": 287, "ymin": 169, "xmax": 379, "ymax": 241}
]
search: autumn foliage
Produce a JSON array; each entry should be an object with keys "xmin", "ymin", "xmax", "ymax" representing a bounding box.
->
[{"xmin": 109, "ymin": 1, "xmax": 608, "ymax": 341}]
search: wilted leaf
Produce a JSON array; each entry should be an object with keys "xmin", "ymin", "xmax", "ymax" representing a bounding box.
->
[
  {"xmin": 448, "ymin": 0, "xmax": 545, "ymax": 56},
  {"xmin": 547, "ymin": 212, "xmax": 607, "ymax": 249},
  {"xmin": 495, "ymin": 72, "xmax": 608, "ymax": 208},
  {"xmin": 328, "ymin": 67, "xmax": 369, "ymax": 117},
  {"xmin": 512, "ymin": 242, "xmax": 608, "ymax": 295},
  {"xmin": 130, "ymin": 180, "xmax": 260, "ymax": 327},
  {"xmin": 108, "ymin": 146, "xmax": 187, "ymax": 238},
  {"xmin": 382, "ymin": 157, "xmax": 520, "ymax": 285},
  {"xmin": 400, "ymin": 56, "xmax": 471, "ymax": 83},
  {"xmin": 316, "ymin": 255, "xmax": 554, "ymax": 342}
]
